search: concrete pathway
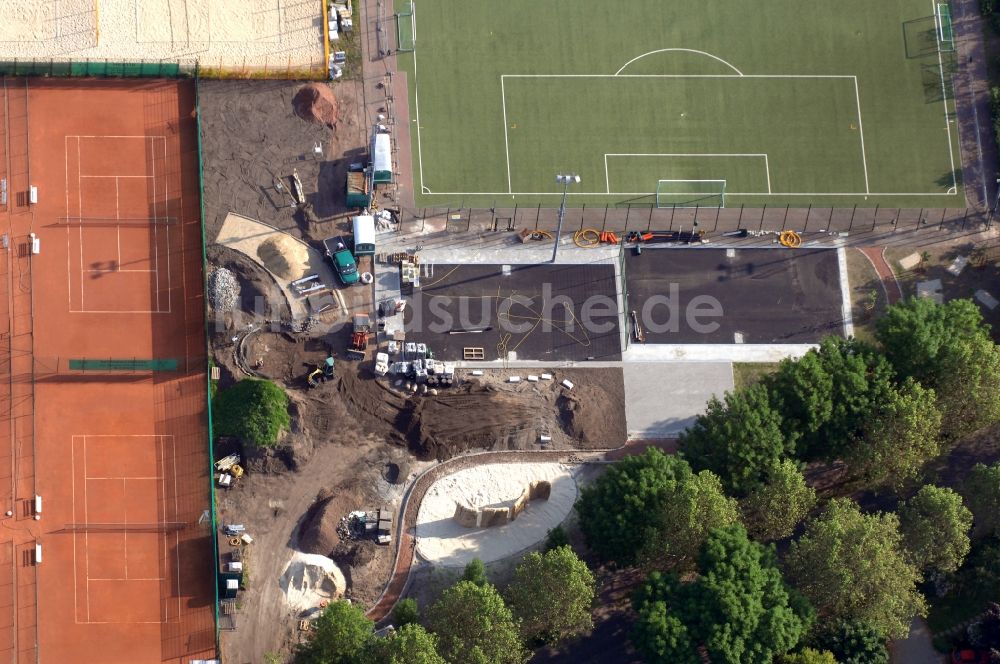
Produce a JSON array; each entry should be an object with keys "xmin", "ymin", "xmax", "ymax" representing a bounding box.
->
[
  {"xmin": 859, "ymin": 246, "xmax": 904, "ymax": 305},
  {"xmin": 623, "ymin": 362, "xmax": 733, "ymax": 438},
  {"xmin": 890, "ymin": 617, "xmax": 947, "ymax": 664}
]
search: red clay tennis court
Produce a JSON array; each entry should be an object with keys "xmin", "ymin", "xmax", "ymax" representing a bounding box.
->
[{"xmin": 0, "ymin": 78, "xmax": 214, "ymax": 663}]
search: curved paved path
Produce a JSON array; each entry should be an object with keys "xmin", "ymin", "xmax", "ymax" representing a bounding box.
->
[{"xmin": 858, "ymin": 246, "xmax": 904, "ymax": 305}]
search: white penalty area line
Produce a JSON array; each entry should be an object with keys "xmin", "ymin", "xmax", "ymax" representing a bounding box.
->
[
  {"xmin": 604, "ymin": 153, "xmax": 772, "ymax": 195},
  {"xmin": 500, "ymin": 74, "xmax": 870, "ymax": 198}
]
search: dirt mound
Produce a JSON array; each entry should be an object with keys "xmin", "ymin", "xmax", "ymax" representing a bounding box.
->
[
  {"xmin": 293, "ymin": 84, "xmax": 338, "ymax": 129},
  {"xmin": 279, "ymin": 551, "xmax": 346, "ymax": 613},
  {"xmin": 256, "ymin": 234, "xmax": 310, "ymax": 280},
  {"xmin": 331, "ymin": 540, "xmax": 378, "ymax": 569},
  {"xmin": 298, "ymin": 492, "xmax": 340, "ymax": 555}
]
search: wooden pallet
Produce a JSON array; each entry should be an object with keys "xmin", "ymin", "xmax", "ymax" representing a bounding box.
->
[{"xmin": 463, "ymin": 347, "xmax": 485, "ymax": 360}]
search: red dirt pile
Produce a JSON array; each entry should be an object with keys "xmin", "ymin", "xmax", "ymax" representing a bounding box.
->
[{"xmin": 292, "ymin": 84, "xmax": 338, "ymax": 129}]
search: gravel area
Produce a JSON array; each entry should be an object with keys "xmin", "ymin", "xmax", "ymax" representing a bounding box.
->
[
  {"xmin": 208, "ymin": 267, "xmax": 240, "ymax": 311},
  {"xmin": 0, "ymin": 0, "xmax": 325, "ymax": 70}
]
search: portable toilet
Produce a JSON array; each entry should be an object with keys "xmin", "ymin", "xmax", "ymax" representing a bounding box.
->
[
  {"xmin": 352, "ymin": 215, "xmax": 376, "ymax": 256},
  {"xmin": 371, "ymin": 133, "xmax": 392, "ymax": 184}
]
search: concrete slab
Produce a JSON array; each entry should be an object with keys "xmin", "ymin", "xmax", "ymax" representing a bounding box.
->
[
  {"xmin": 623, "ymin": 344, "xmax": 816, "ymax": 363},
  {"xmin": 625, "ymin": 248, "xmax": 846, "ymax": 344},
  {"xmin": 916, "ymin": 279, "xmax": 944, "ymax": 305},
  {"xmin": 976, "ymin": 289, "xmax": 998, "ymax": 310},
  {"xmin": 401, "ymin": 263, "xmax": 622, "ymax": 361},
  {"xmin": 624, "ymin": 362, "xmax": 734, "ymax": 439}
]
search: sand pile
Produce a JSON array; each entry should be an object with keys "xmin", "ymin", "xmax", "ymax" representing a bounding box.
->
[
  {"xmin": 415, "ymin": 463, "xmax": 577, "ymax": 566},
  {"xmin": 293, "ymin": 84, "xmax": 339, "ymax": 129},
  {"xmin": 280, "ymin": 551, "xmax": 346, "ymax": 613},
  {"xmin": 298, "ymin": 491, "xmax": 339, "ymax": 555},
  {"xmin": 256, "ymin": 234, "xmax": 310, "ymax": 280}
]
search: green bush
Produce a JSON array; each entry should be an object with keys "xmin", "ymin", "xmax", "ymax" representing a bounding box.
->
[
  {"xmin": 213, "ymin": 378, "xmax": 290, "ymax": 448},
  {"xmin": 392, "ymin": 598, "xmax": 420, "ymax": 627}
]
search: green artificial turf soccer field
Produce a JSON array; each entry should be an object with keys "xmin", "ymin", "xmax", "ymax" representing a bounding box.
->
[{"xmin": 395, "ymin": 0, "xmax": 962, "ymax": 208}]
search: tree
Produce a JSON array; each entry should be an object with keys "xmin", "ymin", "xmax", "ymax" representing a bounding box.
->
[
  {"xmin": 631, "ymin": 526, "xmax": 807, "ymax": 664},
  {"xmin": 876, "ymin": 298, "xmax": 1000, "ymax": 439},
  {"xmin": 426, "ymin": 581, "xmax": 527, "ymax": 664},
  {"xmin": 898, "ymin": 485, "xmax": 972, "ymax": 575},
  {"xmin": 543, "ymin": 525, "xmax": 569, "ymax": 552},
  {"xmin": 575, "ymin": 449, "xmax": 700, "ymax": 566},
  {"xmin": 970, "ymin": 602, "xmax": 1000, "ymax": 657},
  {"xmin": 461, "ymin": 558, "xmax": 488, "ymax": 587},
  {"xmin": 506, "ymin": 546, "xmax": 595, "ymax": 644},
  {"xmin": 364, "ymin": 624, "xmax": 445, "ymax": 664},
  {"xmin": 680, "ymin": 383, "xmax": 789, "ymax": 495},
  {"xmin": 740, "ymin": 459, "xmax": 817, "ymax": 542},
  {"xmin": 784, "ymin": 499, "xmax": 926, "ymax": 639},
  {"xmin": 213, "ymin": 378, "xmax": 290, "ymax": 447},
  {"xmin": 778, "ymin": 649, "xmax": 839, "ymax": 664},
  {"xmin": 813, "ymin": 621, "xmax": 888, "ymax": 664},
  {"xmin": 640, "ymin": 468, "xmax": 741, "ymax": 570},
  {"xmin": 767, "ymin": 338, "xmax": 897, "ymax": 460},
  {"xmin": 847, "ymin": 378, "xmax": 942, "ymax": 490},
  {"xmin": 297, "ymin": 600, "xmax": 373, "ymax": 664},
  {"xmin": 962, "ymin": 462, "xmax": 1000, "ymax": 537},
  {"xmin": 392, "ymin": 598, "xmax": 420, "ymax": 628}
]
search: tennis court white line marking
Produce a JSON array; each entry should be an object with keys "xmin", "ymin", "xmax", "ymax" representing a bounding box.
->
[
  {"xmin": 65, "ymin": 135, "xmax": 72, "ymax": 308},
  {"xmin": 78, "ymin": 138, "xmax": 84, "ymax": 310},
  {"xmin": 78, "ymin": 175, "xmax": 153, "ymax": 178},
  {"xmin": 86, "ymin": 476, "xmax": 163, "ymax": 480},
  {"xmin": 71, "ymin": 434, "xmax": 78, "ymax": 621},
  {"xmin": 84, "ymin": 436, "xmax": 90, "ymax": 622},
  {"xmin": 852, "ymin": 77, "xmax": 871, "ymax": 195},
  {"xmin": 89, "ymin": 577, "xmax": 166, "ymax": 581},
  {"xmin": 603, "ymin": 153, "xmax": 772, "ymax": 195},
  {"xmin": 172, "ymin": 434, "xmax": 180, "ymax": 618},
  {"xmin": 614, "ymin": 48, "xmax": 744, "ymax": 76},
  {"xmin": 501, "ymin": 76, "xmax": 512, "ymax": 194}
]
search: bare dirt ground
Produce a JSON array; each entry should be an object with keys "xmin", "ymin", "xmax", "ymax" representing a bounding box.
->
[
  {"xmin": 199, "ymin": 79, "xmax": 368, "ymax": 245},
  {"xmin": 338, "ymin": 367, "xmax": 626, "ymax": 459}
]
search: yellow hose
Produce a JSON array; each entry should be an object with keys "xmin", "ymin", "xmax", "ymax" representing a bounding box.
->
[
  {"xmin": 574, "ymin": 228, "xmax": 601, "ymax": 248},
  {"xmin": 779, "ymin": 230, "xmax": 802, "ymax": 248}
]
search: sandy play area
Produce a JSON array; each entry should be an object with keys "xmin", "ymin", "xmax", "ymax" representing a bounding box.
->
[
  {"xmin": 415, "ymin": 463, "xmax": 578, "ymax": 567},
  {"xmin": 0, "ymin": 0, "xmax": 325, "ymax": 70}
]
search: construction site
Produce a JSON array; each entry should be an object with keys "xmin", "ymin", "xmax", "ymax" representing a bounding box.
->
[{"xmin": 0, "ymin": 1, "xmax": 998, "ymax": 664}]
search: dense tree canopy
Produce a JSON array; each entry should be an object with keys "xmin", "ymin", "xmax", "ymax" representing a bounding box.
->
[
  {"xmin": 506, "ymin": 546, "xmax": 595, "ymax": 644},
  {"xmin": 632, "ymin": 526, "xmax": 806, "ymax": 664},
  {"xmin": 364, "ymin": 624, "xmax": 445, "ymax": 664},
  {"xmin": 461, "ymin": 558, "xmax": 488, "ymax": 587},
  {"xmin": 213, "ymin": 378, "xmax": 290, "ymax": 447},
  {"xmin": 297, "ymin": 600, "xmax": 373, "ymax": 664},
  {"xmin": 812, "ymin": 621, "xmax": 888, "ymax": 664},
  {"xmin": 848, "ymin": 378, "xmax": 941, "ymax": 490},
  {"xmin": 898, "ymin": 485, "xmax": 972, "ymax": 575},
  {"xmin": 778, "ymin": 649, "xmax": 839, "ymax": 664},
  {"xmin": 680, "ymin": 383, "xmax": 789, "ymax": 495},
  {"xmin": 426, "ymin": 581, "xmax": 527, "ymax": 664},
  {"xmin": 640, "ymin": 467, "xmax": 741, "ymax": 570},
  {"xmin": 876, "ymin": 297, "xmax": 1000, "ymax": 439},
  {"xmin": 392, "ymin": 598, "xmax": 420, "ymax": 628},
  {"xmin": 740, "ymin": 459, "xmax": 817, "ymax": 542},
  {"xmin": 785, "ymin": 499, "xmax": 926, "ymax": 639},
  {"xmin": 767, "ymin": 338, "xmax": 897, "ymax": 460},
  {"xmin": 575, "ymin": 449, "xmax": 736, "ymax": 566},
  {"xmin": 963, "ymin": 462, "xmax": 1000, "ymax": 537}
]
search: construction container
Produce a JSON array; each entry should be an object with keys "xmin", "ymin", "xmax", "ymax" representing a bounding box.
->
[
  {"xmin": 372, "ymin": 133, "xmax": 392, "ymax": 184},
  {"xmin": 345, "ymin": 171, "xmax": 370, "ymax": 208}
]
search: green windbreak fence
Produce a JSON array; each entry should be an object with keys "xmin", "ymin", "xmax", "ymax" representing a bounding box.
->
[
  {"xmin": 195, "ymin": 72, "xmax": 222, "ymax": 644},
  {"xmin": 0, "ymin": 60, "xmax": 194, "ymax": 78},
  {"xmin": 68, "ymin": 358, "xmax": 179, "ymax": 371}
]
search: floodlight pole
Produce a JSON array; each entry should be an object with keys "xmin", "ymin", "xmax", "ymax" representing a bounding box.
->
[{"xmin": 552, "ymin": 174, "xmax": 580, "ymax": 263}]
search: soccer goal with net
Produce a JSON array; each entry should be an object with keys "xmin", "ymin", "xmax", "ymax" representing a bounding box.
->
[
  {"xmin": 396, "ymin": 1, "xmax": 416, "ymax": 52},
  {"xmin": 655, "ymin": 180, "xmax": 727, "ymax": 208},
  {"xmin": 936, "ymin": 3, "xmax": 955, "ymax": 52}
]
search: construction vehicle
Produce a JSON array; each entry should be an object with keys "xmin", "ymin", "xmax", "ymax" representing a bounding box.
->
[
  {"xmin": 306, "ymin": 356, "xmax": 336, "ymax": 388},
  {"xmin": 348, "ymin": 313, "xmax": 371, "ymax": 360}
]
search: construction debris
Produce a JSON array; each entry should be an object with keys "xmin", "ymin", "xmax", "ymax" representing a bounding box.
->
[{"xmin": 208, "ymin": 268, "xmax": 240, "ymax": 311}]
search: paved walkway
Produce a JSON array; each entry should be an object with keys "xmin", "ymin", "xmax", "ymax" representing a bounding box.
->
[
  {"xmin": 623, "ymin": 362, "xmax": 733, "ymax": 438},
  {"xmin": 858, "ymin": 246, "xmax": 904, "ymax": 305},
  {"xmin": 890, "ymin": 617, "xmax": 947, "ymax": 664}
]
